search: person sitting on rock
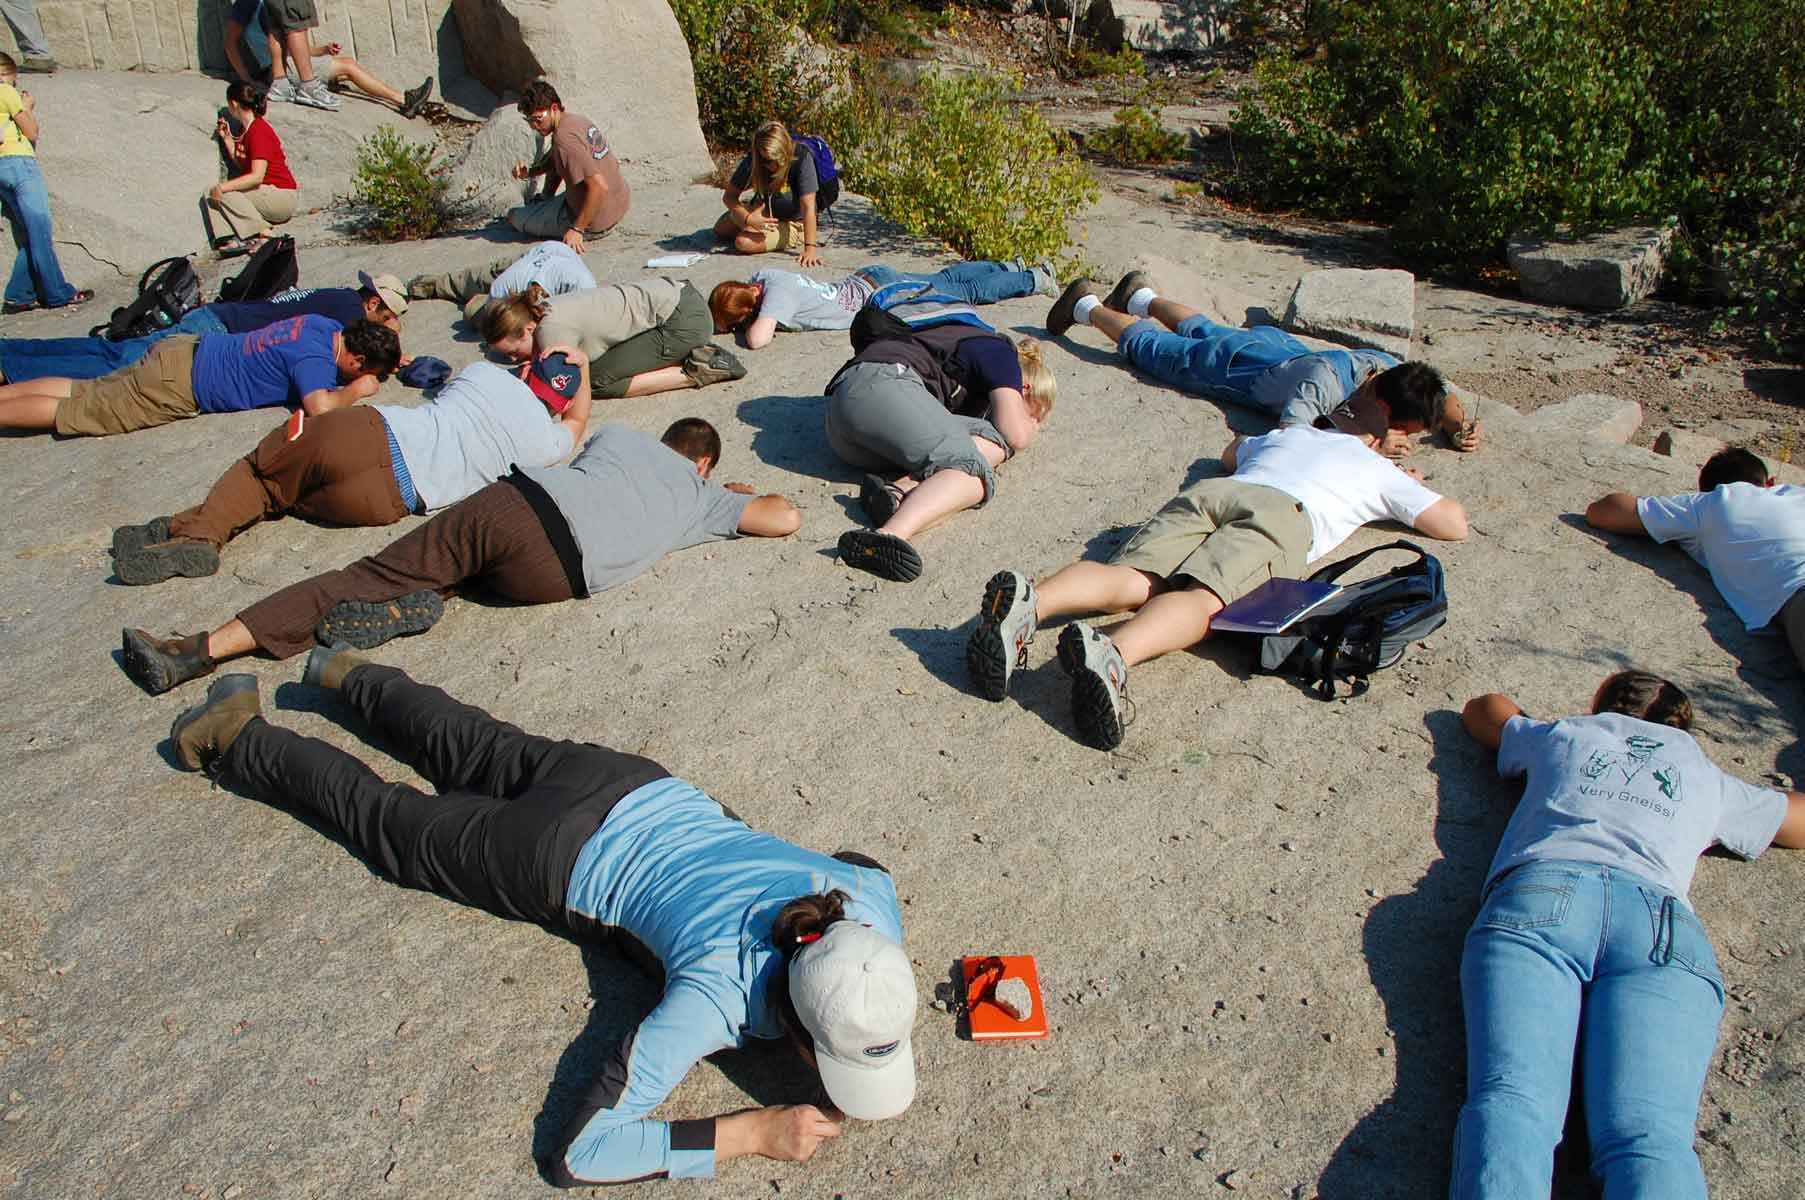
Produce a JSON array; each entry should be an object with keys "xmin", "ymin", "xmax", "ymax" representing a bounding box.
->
[
  {"xmin": 0, "ymin": 315, "xmax": 399, "ymax": 438},
  {"xmin": 0, "ymin": 271, "xmax": 407, "ymax": 384},
  {"xmin": 162, "ymin": 649, "xmax": 916, "ymax": 1186},
  {"xmin": 1047, "ymin": 271, "xmax": 1481, "ymax": 457},
  {"xmin": 120, "ymin": 418, "xmax": 802, "ymax": 695},
  {"xmin": 828, "ymin": 323, "xmax": 1056, "ymax": 583},
  {"xmin": 408, "ymin": 240, "xmax": 597, "ymax": 327},
  {"xmin": 1585, "ymin": 447, "xmax": 1805, "ymax": 672},
  {"xmin": 708, "ymin": 260, "xmax": 1057, "ymax": 350},
  {"xmin": 203, "ymin": 80, "xmax": 298, "ymax": 258},
  {"xmin": 967, "ymin": 421, "xmax": 1468, "ymax": 750},
  {"xmin": 482, "ymin": 280, "xmax": 744, "ymax": 400},
  {"xmin": 110, "ymin": 356, "xmax": 590, "ymax": 587},
  {"xmin": 507, "ymin": 80, "xmax": 629, "ymax": 252},
  {"xmin": 713, "ymin": 121, "xmax": 837, "ymax": 268},
  {"xmin": 1452, "ymin": 670, "xmax": 1801, "ymax": 1198},
  {"xmin": 223, "ymin": 3, "xmax": 431, "ymax": 116}
]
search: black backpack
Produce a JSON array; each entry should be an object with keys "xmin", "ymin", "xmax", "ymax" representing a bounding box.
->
[
  {"xmin": 91, "ymin": 256, "xmax": 203, "ymax": 341},
  {"xmin": 1255, "ymin": 540, "xmax": 1448, "ymax": 699},
  {"xmin": 217, "ymin": 234, "xmax": 299, "ymax": 303}
]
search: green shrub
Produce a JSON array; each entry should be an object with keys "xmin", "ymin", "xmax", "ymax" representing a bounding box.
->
[
  {"xmin": 350, "ymin": 127, "xmax": 452, "ymax": 241},
  {"xmin": 688, "ymin": 6, "xmax": 842, "ymax": 151},
  {"xmin": 1089, "ymin": 104, "xmax": 1187, "ymax": 166},
  {"xmin": 826, "ymin": 68, "xmax": 1099, "ymax": 263}
]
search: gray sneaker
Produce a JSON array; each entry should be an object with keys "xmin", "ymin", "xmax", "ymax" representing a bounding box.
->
[
  {"xmin": 1028, "ymin": 262, "xmax": 1058, "ymax": 297},
  {"xmin": 682, "ymin": 343, "xmax": 747, "ymax": 388},
  {"xmin": 1046, "ymin": 277, "xmax": 1101, "ymax": 337},
  {"xmin": 966, "ymin": 570, "xmax": 1038, "ymax": 701},
  {"xmin": 294, "ymin": 79, "xmax": 342, "ymax": 111},
  {"xmin": 1103, "ymin": 269, "xmax": 1154, "ymax": 313},
  {"xmin": 264, "ymin": 75, "xmax": 298, "ymax": 104},
  {"xmin": 1057, "ymin": 621, "xmax": 1130, "ymax": 750}
]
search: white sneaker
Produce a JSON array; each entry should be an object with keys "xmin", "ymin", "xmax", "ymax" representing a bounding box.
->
[
  {"xmin": 264, "ymin": 75, "xmax": 297, "ymax": 103},
  {"xmin": 1058, "ymin": 621, "xmax": 1130, "ymax": 750},
  {"xmin": 294, "ymin": 79, "xmax": 342, "ymax": 111}
]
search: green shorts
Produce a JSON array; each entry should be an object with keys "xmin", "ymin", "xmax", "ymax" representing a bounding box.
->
[
  {"xmin": 590, "ymin": 284, "xmax": 713, "ymax": 399},
  {"xmin": 1112, "ymin": 478, "xmax": 1311, "ymax": 605}
]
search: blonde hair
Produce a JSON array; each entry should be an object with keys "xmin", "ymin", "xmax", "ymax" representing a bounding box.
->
[
  {"xmin": 749, "ymin": 120, "xmax": 796, "ymax": 196},
  {"xmin": 1016, "ymin": 338, "xmax": 1056, "ymax": 420},
  {"xmin": 482, "ymin": 282, "xmax": 551, "ymax": 347}
]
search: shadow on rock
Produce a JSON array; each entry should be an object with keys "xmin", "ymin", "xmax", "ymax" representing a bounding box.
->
[{"xmin": 737, "ymin": 393, "xmax": 853, "ymax": 480}]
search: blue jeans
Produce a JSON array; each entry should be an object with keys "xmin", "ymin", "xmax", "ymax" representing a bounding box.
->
[
  {"xmin": 1451, "ymin": 862, "xmax": 1725, "ymax": 1199},
  {"xmin": 0, "ymin": 155, "xmax": 76, "ymax": 308},
  {"xmin": 0, "ymin": 307, "xmax": 225, "ymax": 382},
  {"xmin": 859, "ymin": 261, "xmax": 1036, "ymax": 307},
  {"xmin": 1116, "ymin": 314, "xmax": 1317, "ymax": 402}
]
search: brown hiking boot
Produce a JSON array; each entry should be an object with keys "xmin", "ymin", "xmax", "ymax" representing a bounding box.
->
[
  {"xmin": 301, "ymin": 643, "xmax": 372, "ymax": 691},
  {"xmin": 111, "ymin": 516, "xmax": 172, "ymax": 558},
  {"xmin": 121, "ymin": 629, "xmax": 216, "ymax": 695},
  {"xmin": 169, "ymin": 675, "xmax": 261, "ymax": 772},
  {"xmin": 115, "ymin": 538, "xmax": 220, "ymax": 586}
]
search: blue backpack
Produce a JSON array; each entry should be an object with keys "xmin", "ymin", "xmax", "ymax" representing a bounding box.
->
[{"xmin": 793, "ymin": 133, "xmax": 838, "ymax": 185}]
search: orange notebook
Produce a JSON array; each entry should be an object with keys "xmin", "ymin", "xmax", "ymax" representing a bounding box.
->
[{"xmin": 961, "ymin": 954, "xmax": 1049, "ymax": 1040}]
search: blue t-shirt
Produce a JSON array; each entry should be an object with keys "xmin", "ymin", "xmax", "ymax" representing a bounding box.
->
[
  {"xmin": 209, "ymin": 287, "xmax": 368, "ymax": 334},
  {"xmin": 189, "ymin": 315, "xmax": 342, "ymax": 414},
  {"xmin": 956, "ymin": 335, "xmax": 1023, "ymax": 393}
]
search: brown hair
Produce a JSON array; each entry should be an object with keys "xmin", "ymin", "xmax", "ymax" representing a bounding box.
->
[
  {"xmin": 749, "ymin": 120, "xmax": 796, "ymax": 196},
  {"xmin": 769, "ymin": 890, "xmax": 850, "ymax": 1049},
  {"xmin": 481, "ymin": 283, "xmax": 550, "ymax": 347},
  {"xmin": 0, "ymin": 52, "xmax": 17, "ymax": 76},
  {"xmin": 660, "ymin": 417, "xmax": 722, "ymax": 469},
  {"xmin": 709, "ymin": 280, "xmax": 762, "ymax": 333},
  {"xmin": 515, "ymin": 79, "xmax": 562, "ymax": 115},
  {"xmin": 1592, "ymin": 669, "xmax": 1694, "ymax": 730},
  {"xmin": 1016, "ymin": 337, "xmax": 1056, "ymax": 421}
]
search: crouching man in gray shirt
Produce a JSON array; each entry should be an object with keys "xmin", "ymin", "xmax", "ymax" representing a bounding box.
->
[{"xmin": 120, "ymin": 419, "xmax": 803, "ymax": 694}]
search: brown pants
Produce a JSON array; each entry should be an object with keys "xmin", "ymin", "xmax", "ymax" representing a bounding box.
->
[
  {"xmin": 1781, "ymin": 587, "xmax": 1805, "ymax": 674},
  {"xmin": 169, "ymin": 407, "xmax": 408, "ymax": 549},
  {"xmin": 238, "ymin": 480, "xmax": 574, "ymax": 660}
]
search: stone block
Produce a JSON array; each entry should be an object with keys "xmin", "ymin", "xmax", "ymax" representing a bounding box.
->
[
  {"xmin": 1507, "ymin": 224, "xmax": 1673, "ymax": 310},
  {"xmin": 1524, "ymin": 393, "xmax": 1643, "ymax": 444},
  {"xmin": 1281, "ymin": 267, "xmax": 1415, "ymax": 359},
  {"xmin": 1651, "ymin": 429, "xmax": 1727, "ymax": 466}
]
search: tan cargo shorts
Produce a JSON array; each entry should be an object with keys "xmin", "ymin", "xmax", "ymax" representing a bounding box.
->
[
  {"xmin": 1112, "ymin": 478, "xmax": 1312, "ymax": 605},
  {"xmin": 55, "ymin": 336, "xmax": 199, "ymax": 437}
]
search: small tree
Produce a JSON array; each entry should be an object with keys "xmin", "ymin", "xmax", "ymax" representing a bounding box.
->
[{"xmin": 351, "ymin": 127, "xmax": 452, "ymax": 241}]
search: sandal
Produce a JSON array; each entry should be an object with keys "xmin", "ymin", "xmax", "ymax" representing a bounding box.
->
[
  {"xmin": 213, "ymin": 236, "xmax": 250, "ymax": 258},
  {"xmin": 1, "ymin": 299, "xmax": 38, "ymax": 314},
  {"xmin": 49, "ymin": 288, "xmax": 95, "ymax": 310}
]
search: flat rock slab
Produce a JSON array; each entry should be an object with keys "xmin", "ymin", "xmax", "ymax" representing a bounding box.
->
[
  {"xmin": 1524, "ymin": 392, "xmax": 1644, "ymax": 443},
  {"xmin": 1508, "ymin": 225, "xmax": 1673, "ymax": 310},
  {"xmin": 1283, "ymin": 268, "xmax": 1415, "ymax": 359}
]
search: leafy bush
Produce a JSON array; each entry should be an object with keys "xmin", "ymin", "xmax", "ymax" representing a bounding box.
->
[
  {"xmin": 688, "ymin": 5, "xmax": 842, "ymax": 151},
  {"xmin": 1089, "ymin": 104, "xmax": 1187, "ymax": 166},
  {"xmin": 826, "ymin": 68, "xmax": 1099, "ymax": 262},
  {"xmin": 350, "ymin": 127, "xmax": 452, "ymax": 241}
]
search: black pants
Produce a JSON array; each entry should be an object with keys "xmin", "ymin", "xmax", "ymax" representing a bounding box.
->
[{"xmin": 223, "ymin": 665, "xmax": 668, "ymax": 928}]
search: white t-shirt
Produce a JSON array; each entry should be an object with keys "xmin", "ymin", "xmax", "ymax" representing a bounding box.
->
[
  {"xmin": 489, "ymin": 241, "xmax": 597, "ymax": 300},
  {"xmin": 1490, "ymin": 712, "xmax": 1786, "ymax": 898},
  {"xmin": 377, "ymin": 361, "xmax": 575, "ymax": 510},
  {"xmin": 1637, "ymin": 483, "xmax": 1805, "ymax": 629},
  {"xmin": 1232, "ymin": 424, "xmax": 1443, "ymax": 561}
]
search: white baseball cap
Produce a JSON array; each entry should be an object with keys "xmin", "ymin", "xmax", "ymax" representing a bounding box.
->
[{"xmin": 789, "ymin": 922, "xmax": 917, "ymax": 1120}]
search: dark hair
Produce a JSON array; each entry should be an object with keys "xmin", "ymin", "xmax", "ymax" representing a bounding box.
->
[
  {"xmin": 226, "ymin": 80, "xmax": 269, "ymax": 117},
  {"xmin": 1593, "ymin": 669, "xmax": 1693, "ymax": 730},
  {"xmin": 769, "ymin": 890, "xmax": 849, "ymax": 1049},
  {"xmin": 661, "ymin": 417, "xmax": 722, "ymax": 468},
  {"xmin": 0, "ymin": 52, "xmax": 17, "ymax": 75},
  {"xmin": 342, "ymin": 319, "xmax": 402, "ymax": 376},
  {"xmin": 515, "ymin": 79, "xmax": 563, "ymax": 115},
  {"xmin": 1698, "ymin": 447, "xmax": 1768, "ymax": 492},
  {"xmin": 1370, "ymin": 362, "xmax": 1447, "ymax": 429}
]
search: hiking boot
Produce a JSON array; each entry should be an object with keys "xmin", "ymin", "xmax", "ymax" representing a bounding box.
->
[
  {"xmin": 1057, "ymin": 621, "xmax": 1130, "ymax": 751},
  {"xmin": 1103, "ymin": 269, "xmax": 1154, "ymax": 314},
  {"xmin": 859, "ymin": 473, "xmax": 904, "ymax": 526},
  {"xmin": 316, "ymin": 589, "xmax": 444, "ymax": 650},
  {"xmin": 682, "ymin": 343, "xmax": 747, "ymax": 388},
  {"xmin": 112, "ymin": 515, "xmax": 172, "ymax": 557},
  {"xmin": 302, "ymin": 642, "xmax": 371, "ymax": 691},
  {"xmin": 400, "ymin": 77, "xmax": 434, "ymax": 119},
  {"xmin": 264, "ymin": 74, "xmax": 297, "ymax": 103},
  {"xmin": 1046, "ymin": 278, "xmax": 1101, "ymax": 337},
  {"xmin": 169, "ymin": 674, "xmax": 261, "ymax": 772},
  {"xmin": 114, "ymin": 538, "xmax": 220, "ymax": 587},
  {"xmin": 966, "ymin": 570, "xmax": 1039, "ymax": 701},
  {"xmin": 294, "ymin": 79, "xmax": 342, "ymax": 111},
  {"xmin": 122, "ymin": 628, "xmax": 216, "ymax": 696},
  {"xmin": 837, "ymin": 529, "xmax": 923, "ymax": 582}
]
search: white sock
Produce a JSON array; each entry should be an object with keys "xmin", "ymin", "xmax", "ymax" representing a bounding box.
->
[
  {"xmin": 1072, "ymin": 294, "xmax": 1101, "ymax": 324},
  {"xmin": 1126, "ymin": 287, "xmax": 1157, "ymax": 317}
]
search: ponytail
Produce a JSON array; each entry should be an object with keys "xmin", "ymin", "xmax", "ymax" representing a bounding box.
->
[
  {"xmin": 481, "ymin": 282, "xmax": 551, "ymax": 346},
  {"xmin": 1016, "ymin": 336, "xmax": 1057, "ymax": 420},
  {"xmin": 225, "ymin": 80, "xmax": 268, "ymax": 117},
  {"xmin": 772, "ymin": 889, "xmax": 848, "ymax": 961}
]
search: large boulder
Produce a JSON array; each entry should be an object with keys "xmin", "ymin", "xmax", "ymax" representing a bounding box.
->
[
  {"xmin": 1507, "ymin": 224, "xmax": 1673, "ymax": 310},
  {"xmin": 1071, "ymin": 0, "xmax": 1230, "ymax": 52},
  {"xmin": 1281, "ymin": 267, "xmax": 1415, "ymax": 359},
  {"xmin": 447, "ymin": 0, "xmax": 711, "ymax": 219}
]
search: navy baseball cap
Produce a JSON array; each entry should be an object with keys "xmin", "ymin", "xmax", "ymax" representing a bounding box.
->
[
  {"xmin": 397, "ymin": 355, "xmax": 452, "ymax": 390},
  {"xmin": 525, "ymin": 350, "xmax": 583, "ymax": 414}
]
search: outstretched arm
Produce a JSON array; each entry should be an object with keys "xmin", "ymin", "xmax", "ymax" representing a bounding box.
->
[
  {"xmin": 731, "ymin": 488, "xmax": 803, "ymax": 537},
  {"xmin": 299, "ymin": 373, "xmax": 380, "ymax": 416},
  {"xmin": 1585, "ymin": 492, "xmax": 1648, "ymax": 536},
  {"xmin": 1411, "ymin": 497, "xmax": 1470, "ymax": 541},
  {"xmin": 1462, "ymin": 693, "xmax": 1525, "ymax": 752}
]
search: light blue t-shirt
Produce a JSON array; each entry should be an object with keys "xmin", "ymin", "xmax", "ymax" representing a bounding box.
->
[
  {"xmin": 489, "ymin": 240, "xmax": 597, "ymax": 299},
  {"xmin": 1490, "ymin": 712, "xmax": 1786, "ymax": 898},
  {"xmin": 753, "ymin": 268, "xmax": 860, "ymax": 331},
  {"xmin": 1638, "ymin": 482, "xmax": 1805, "ymax": 630},
  {"xmin": 374, "ymin": 361, "xmax": 574, "ymax": 510},
  {"xmin": 558, "ymin": 777, "xmax": 904, "ymax": 1183}
]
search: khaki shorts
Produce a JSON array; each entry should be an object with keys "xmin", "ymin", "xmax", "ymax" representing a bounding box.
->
[
  {"xmin": 55, "ymin": 337, "xmax": 199, "ymax": 437},
  {"xmin": 752, "ymin": 220, "xmax": 805, "ymax": 252},
  {"xmin": 1112, "ymin": 478, "xmax": 1311, "ymax": 605},
  {"xmin": 262, "ymin": 0, "xmax": 319, "ymax": 32}
]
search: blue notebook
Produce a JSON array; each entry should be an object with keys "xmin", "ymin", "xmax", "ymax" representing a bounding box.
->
[{"xmin": 1211, "ymin": 577, "xmax": 1342, "ymax": 635}]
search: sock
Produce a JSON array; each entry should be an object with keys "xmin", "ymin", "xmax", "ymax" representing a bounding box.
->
[
  {"xmin": 1072, "ymin": 294, "xmax": 1101, "ymax": 324},
  {"xmin": 1126, "ymin": 288, "xmax": 1157, "ymax": 317}
]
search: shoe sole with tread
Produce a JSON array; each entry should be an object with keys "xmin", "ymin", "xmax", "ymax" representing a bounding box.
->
[
  {"xmin": 966, "ymin": 570, "xmax": 1030, "ymax": 701},
  {"xmin": 837, "ymin": 529, "xmax": 922, "ymax": 582},
  {"xmin": 316, "ymin": 590, "xmax": 444, "ymax": 650},
  {"xmin": 1057, "ymin": 623, "xmax": 1125, "ymax": 750}
]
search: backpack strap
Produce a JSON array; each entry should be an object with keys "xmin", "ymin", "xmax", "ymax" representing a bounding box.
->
[{"xmin": 1307, "ymin": 538, "xmax": 1428, "ymax": 585}]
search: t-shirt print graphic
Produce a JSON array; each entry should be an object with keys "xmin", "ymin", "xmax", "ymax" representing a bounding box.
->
[
  {"xmin": 1582, "ymin": 734, "xmax": 1683, "ymax": 800},
  {"xmin": 584, "ymin": 126, "xmax": 610, "ymax": 160}
]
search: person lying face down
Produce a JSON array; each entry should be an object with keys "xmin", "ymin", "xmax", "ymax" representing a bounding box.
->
[
  {"xmin": 120, "ymin": 417, "xmax": 803, "ymax": 695},
  {"xmin": 1586, "ymin": 447, "xmax": 1805, "ymax": 673},
  {"xmin": 162, "ymin": 652, "xmax": 918, "ymax": 1185}
]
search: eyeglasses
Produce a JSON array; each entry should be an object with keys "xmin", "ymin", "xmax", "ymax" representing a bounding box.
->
[{"xmin": 525, "ymin": 108, "xmax": 553, "ymax": 123}]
